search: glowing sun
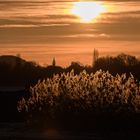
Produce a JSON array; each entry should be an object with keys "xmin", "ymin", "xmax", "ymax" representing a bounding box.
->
[{"xmin": 71, "ymin": 1, "xmax": 106, "ymax": 23}]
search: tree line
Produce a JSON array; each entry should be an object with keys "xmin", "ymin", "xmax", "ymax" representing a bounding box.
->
[{"xmin": 0, "ymin": 53, "xmax": 140, "ymax": 88}]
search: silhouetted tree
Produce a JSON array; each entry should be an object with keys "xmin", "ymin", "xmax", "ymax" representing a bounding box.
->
[
  {"xmin": 116, "ymin": 53, "xmax": 138, "ymax": 66},
  {"xmin": 0, "ymin": 54, "xmax": 140, "ymax": 87},
  {"xmin": 66, "ymin": 62, "xmax": 84, "ymax": 74}
]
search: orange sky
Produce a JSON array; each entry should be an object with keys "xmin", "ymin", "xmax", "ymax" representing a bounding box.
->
[{"xmin": 0, "ymin": 0, "xmax": 140, "ymax": 66}]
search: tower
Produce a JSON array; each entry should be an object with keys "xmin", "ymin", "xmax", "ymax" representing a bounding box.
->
[
  {"xmin": 52, "ymin": 57, "xmax": 56, "ymax": 66},
  {"xmin": 92, "ymin": 48, "xmax": 99, "ymax": 67}
]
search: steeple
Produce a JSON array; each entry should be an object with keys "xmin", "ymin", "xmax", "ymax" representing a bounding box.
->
[
  {"xmin": 92, "ymin": 48, "xmax": 99, "ymax": 67},
  {"xmin": 52, "ymin": 57, "xmax": 56, "ymax": 66}
]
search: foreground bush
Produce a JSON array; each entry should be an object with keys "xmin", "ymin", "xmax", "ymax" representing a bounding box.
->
[{"xmin": 18, "ymin": 70, "xmax": 140, "ymax": 128}]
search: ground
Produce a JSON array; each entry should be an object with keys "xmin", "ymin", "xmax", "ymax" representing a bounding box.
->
[{"xmin": 0, "ymin": 122, "xmax": 140, "ymax": 140}]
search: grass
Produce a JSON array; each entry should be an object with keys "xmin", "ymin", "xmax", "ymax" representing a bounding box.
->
[{"xmin": 18, "ymin": 70, "xmax": 140, "ymax": 130}]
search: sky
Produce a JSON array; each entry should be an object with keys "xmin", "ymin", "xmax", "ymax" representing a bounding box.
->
[{"xmin": 0, "ymin": 0, "xmax": 140, "ymax": 66}]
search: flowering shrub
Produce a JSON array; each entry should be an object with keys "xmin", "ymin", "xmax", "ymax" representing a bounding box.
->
[{"xmin": 18, "ymin": 70, "xmax": 140, "ymax": 120}]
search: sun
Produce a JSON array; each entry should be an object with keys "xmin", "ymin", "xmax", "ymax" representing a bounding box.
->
[{"xmin": 71, "ymin": 1, "xmax": 106, "ymax": 23}]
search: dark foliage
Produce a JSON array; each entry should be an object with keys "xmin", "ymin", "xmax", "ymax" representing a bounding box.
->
[
  {"xmin": 0, "ymin": 54, "xmax": 140, "ymax": 87},
  {"xmin": 0, "ymin": 53, "xmax": 140, "ymax": 126}
]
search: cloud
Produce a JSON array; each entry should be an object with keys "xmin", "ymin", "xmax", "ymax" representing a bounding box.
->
[
  {"xmin": 0, "ymin": 24, "xmax": 40, "ymax": 28},
  {"xmin": 0, "ymin": 0, "xmax": 140, "ymax": 44}
]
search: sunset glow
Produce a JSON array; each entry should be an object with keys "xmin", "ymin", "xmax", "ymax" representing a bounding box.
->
[
  {"xmin": 0, "ymin": 0, "xmax": 140, "ymax": 135},
  {"xmin": 0, "ymin": 0, "xmax": 140, "ymax": 66},
  {"xmin": 71, "ymin": 1, "xmax": 107, "ymax": 23}
]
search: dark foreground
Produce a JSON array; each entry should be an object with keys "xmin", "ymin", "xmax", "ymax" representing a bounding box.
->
[
  {"xmin": 1, "ymin": 91, "xmax": 140, "ymax": 140},
  {"xmin": 0, "ymin": 123, "xmax": 140, "ymax": 140},
  {"xmin": 1, "ymin": 83, "xmax": 140, "ymax": 139}
]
